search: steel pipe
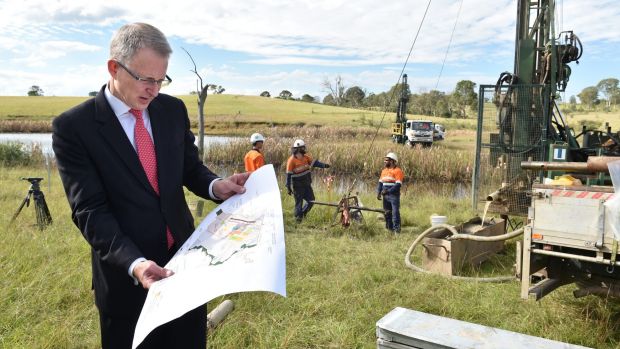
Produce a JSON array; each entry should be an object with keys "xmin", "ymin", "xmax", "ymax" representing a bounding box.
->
[
  {"xmin": 531, "ymin": 248, "xmax": 620, "ymax": 266},
  {"xmin": 521, "ymin": 156, "xmax": 620, "ymax": 173},
  {"xmin": 310, "ymin": 200, "xmax": 386, "ymax": 213}
]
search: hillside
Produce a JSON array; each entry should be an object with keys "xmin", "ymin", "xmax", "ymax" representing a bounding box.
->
[
  {"xmin": 0, "ymin": 94, "xmax": 386, "ymax": 126},
  {"xmin": 1, "ymin": 94, "xmax": 615, "ymax": 135}
]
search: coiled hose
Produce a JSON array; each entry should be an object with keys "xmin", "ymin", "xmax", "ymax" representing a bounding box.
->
[{"xmin": 404, "ymin": 224, "xmax": 524, "ymax": 282}]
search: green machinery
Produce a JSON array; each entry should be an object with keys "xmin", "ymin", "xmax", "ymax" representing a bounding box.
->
[
  {"xmin": 471, "ymin": 0, "xmax": 620, "ymax": 217},
  {"xmin": 472, "ymin": 0, "xmax": 620, "ymax": 299}
]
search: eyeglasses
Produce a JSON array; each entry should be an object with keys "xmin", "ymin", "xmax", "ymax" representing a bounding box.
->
[{"xmin": 115, "ymin": 60, "xmax": 172, "ymax": 88}]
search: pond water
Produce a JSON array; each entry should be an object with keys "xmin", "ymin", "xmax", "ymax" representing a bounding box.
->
[
  {"xmin": 2, "ymin": 133, "xmax": 471, "ymax": 201},
  {"xmin": 0, "ymin": 133, "xmax": 236, "ymax": 157},
  {"xmin": 210, "ymin": 165, "xmax": 471, "ymax": 201}
]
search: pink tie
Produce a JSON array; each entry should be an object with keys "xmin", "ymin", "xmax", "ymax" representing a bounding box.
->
[{"xmin": 130, "ymin": 108, "xmax": 174, "ymax": 250}]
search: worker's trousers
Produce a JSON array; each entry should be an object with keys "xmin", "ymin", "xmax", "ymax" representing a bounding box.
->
[
  {"xmin": 382, "ymin": 193, "xmax": 400, "ymax": 233},
  {"xmin": 293, "ymin": 184, "xmax": 315, "ymax": 221}
]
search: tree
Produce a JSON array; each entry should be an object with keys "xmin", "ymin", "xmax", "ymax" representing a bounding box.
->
[
  {"xmin": 343, "ymin": 86, "xmax": 366, "ymax": 107},
  {"xmin": 597, "ymin": 78, "xmax": 619, "ymax": 109},
  {"xmin": 578, "ymin": 86, "xmax": 599, "ymax": 109},
  {"xmin": 27, "ymin": 85, "xmax": 44, "ymax": 96},
  {"xmin": 321, "ymin": 75, "xmax": 345, "ymax": 106},
  {"xmin": 451, "ymin": 80, "xmax": 477, "ymax": 118},
  {"xmin": 260, "ymin": 91, "xmax": 271, "ymax": 97},
  {"xmin": 301, "ymin": 94, "xmax": 315, "ymax": 103},
  {"xmin": 88, "ymin": 91, "xmax": 98, "ymax": 97},
  {"xmin": 426, "ymin": 90, "xmax": 450, "ymax": 117},
  {"xmin": 278, "ymin": 90, "xmax": 292, "ymax": 100},
  {"xmin": 567, "ymin": 95, "xmax": 577, "ymax": 111},
  {"xmin": 207, "ymin": 84, "xmax": 225, "ymax": 94},
  {"xmin": 569, "ymin": 95, "xmax": 577, "ymax": 105},
  {"xmin": 322, "ymin": 94, "xmax": 335, "ymax": 105},
  {"xmin": 182, "ymin": 47, "xmax": 209, "ymax": 159},
  {"xmin": 365, "ymin": 92, "xmax": 388, "ymax": 110}
]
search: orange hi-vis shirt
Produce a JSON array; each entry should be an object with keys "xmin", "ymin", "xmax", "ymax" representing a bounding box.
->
[
  {"xmin": 244, "ymin": 149, "xmax": 265, "ymax": 172},
  {"xmin": 379, "ymin": 167, "xmax": 404, "ymax": 188},
  {"xmin": 286, "ymin": 154, "xmax": 314, "ymax": 179}
]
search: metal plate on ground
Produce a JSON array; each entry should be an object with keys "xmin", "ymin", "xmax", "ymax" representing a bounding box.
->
[{"xmin": 376, "ymin": 307, "xmax": 592, "ymax": 349}]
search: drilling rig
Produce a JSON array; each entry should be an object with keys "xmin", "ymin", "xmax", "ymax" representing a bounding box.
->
[
  {"xmin": 472, "ymin": 0, "xmax": 620, "ymax": 300},
  {"xmin": 391, "ymin": 74, "xmax": 412, "ymax": 144},
  {"xmin": 391, "ymin": 74, "xmax": 439, "ymax": 147}
]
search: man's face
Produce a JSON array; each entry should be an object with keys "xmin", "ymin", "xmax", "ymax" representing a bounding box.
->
[
  {"xmin": 108, "ymin": 47, "xmax": 168, "ymax": 110},
  {"xmin": 384, "ymin": 158, "xmax": 394, "ymax": 168},
  {"xmin": 255, "ymin": 141, "xmax": 264, "ymax": 150}
]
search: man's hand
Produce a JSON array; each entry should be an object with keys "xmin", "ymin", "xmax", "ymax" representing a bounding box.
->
[
  {"xmin": 133, "ymin": 260, "xmax": 174, "ymax": 289},
  {"xmin": 377, "ymin": 193, "xmax": 382, "ymax": 200},
  {"xmin": 381, "ymin": 189, "xmax": 388, "ymax": 195},
  {"xmin": 213, "ymin": 172, "xmax": 250, "ymax": 200},
  {"xmin": 287, "ymin": 186, "xmax": 293, "ymax": 196},
  {"xmin": 324, "ymin": 163, "xmax": 331, "ymax": 168}
]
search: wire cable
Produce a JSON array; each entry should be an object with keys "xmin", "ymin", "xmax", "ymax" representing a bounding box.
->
[
  {"xmin": 435, "ymin": 0, "xmax": 464, "ymax": 90},
  {"xmin": 368, "ymin": 0, "xmax": 434, "ymax": 153}
]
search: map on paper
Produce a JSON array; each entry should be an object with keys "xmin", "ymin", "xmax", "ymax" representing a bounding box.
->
[{"xmin": 132, "ymin": 165, "xmax": 286, "ymax": 348}]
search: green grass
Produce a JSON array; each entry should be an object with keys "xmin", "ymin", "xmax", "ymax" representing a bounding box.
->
[
  {"xmin": 3, "ymin": 94, "xmax": 616, "ymax": 138},
  {"xmin": 0, "ymin": 96, "xmax": 89, "ymax": 120},
  {"xmin": 2, "ymin": 95, "xmax": 620, "ymax": 348},
  {"xmin": 563, "ymin": 109, "xmax": 620, "ymax": 132},
  {"xmin": 1, "ymin": 165, "xmax": 619, "ymax": 348},
  {"xmin": 0, "ymin": 94, "xmax": 390, "ymax": 128}
]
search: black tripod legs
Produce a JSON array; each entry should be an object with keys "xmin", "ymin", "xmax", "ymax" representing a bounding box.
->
[
  {"xmin": 33, "ymin": 191, "xmax": 52, "ymax": 229},
  {"xmin": 9, "ymin": 189, "xmax": 52, "ymax": 230},
  {"xmin": 9, "ymin": 192, "xmax": 31, "ymax": 227}
]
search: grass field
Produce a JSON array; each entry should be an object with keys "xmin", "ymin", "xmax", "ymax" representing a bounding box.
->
[
  {"xmin": 2, "ymin": 94, "xmax": 617, "ymax": 135},
  {"xmin": 0, "ymin": 94, "xmax": 479, "ymax": 134},
  {"xmin": 2, "ymin": 164, "xmax": 619, "ymax": 348},
  {"xmin": 2, "ymin": 95, "xmax": 620, "ymax": 348}
]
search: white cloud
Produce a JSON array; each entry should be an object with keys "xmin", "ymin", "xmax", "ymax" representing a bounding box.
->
[
  {"xmin": 0, "ymin": 0, "xmax": 617, "ymax": 97},
  {"xmin": 20, "ymin": 41, "xmax": 102, "ymax": 67}
]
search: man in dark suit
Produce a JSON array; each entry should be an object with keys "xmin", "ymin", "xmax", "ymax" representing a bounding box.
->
[{"xmin": 52, "ymin": 22, "xmax": 249, "ymax": 349}]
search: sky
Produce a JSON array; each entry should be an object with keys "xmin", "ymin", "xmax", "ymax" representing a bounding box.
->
[{"xmin": 0, "ymin": 0, "xmax": 618, "ymax": 101}]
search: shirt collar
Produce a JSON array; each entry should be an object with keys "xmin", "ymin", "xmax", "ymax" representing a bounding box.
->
[{"xmin": 104, "ymin": 84, "xmax": 135, "ymax": 117}]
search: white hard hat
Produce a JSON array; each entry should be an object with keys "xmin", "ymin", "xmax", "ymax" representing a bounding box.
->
[
  {"xmin": 250, "ymin": 133, "xmax": 264, "ymax": 143},
  {"xmin": 293, "ymin": 139, "xmax": 305, "ymax": 148},
  {"xmin": 385, "ymin": 152, "xmax": 398, "ymax": 162}
]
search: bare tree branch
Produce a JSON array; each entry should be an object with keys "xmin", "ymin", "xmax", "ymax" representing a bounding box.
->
[{"xmin": 182, "ymin": 47, "xmax": 208, "ymax": 158}]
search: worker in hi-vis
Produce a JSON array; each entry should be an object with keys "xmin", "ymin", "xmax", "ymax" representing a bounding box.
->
[
  {"xmin": 377, "ymin": 152, "xmax": 404, "ymax": 233},
  {"xmin": 244, "ymin": 133, "xmax": 265, "ymax": 172},
  {"xmin": 285, "ymin": 139, "xmax": 330, "ymax": 222}
]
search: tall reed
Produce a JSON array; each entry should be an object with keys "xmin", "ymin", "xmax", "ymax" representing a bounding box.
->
[
  {"xmin": 0, "ymin": 120, "xmax": 52, "ymax": 133},
  {"xmin": 203, "ymin": 126, "xmax": 473, "ymax": 182},
  {"xmin": 0, "ymin": 142, "xmax": 46, "ymax": 167}
]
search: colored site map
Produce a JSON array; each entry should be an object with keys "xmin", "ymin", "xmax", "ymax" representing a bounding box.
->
[{"xmin": 133, "ymin": 165, "xmax": 286, "ymax": 348}]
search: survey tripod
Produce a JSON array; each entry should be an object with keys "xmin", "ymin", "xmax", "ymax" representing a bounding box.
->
[{"xmin": 9, "ymin": 177, "xmax": 52, "ymax": 230}]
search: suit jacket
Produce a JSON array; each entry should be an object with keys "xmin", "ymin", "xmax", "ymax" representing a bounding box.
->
[{"xmin": 52, "ymin": 85, "xmax": 219, "ymax": 316}]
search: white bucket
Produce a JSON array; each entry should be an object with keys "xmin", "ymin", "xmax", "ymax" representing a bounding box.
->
[{"xmin": 430, "ymin": 215, "xmax": 447, "ymax": 226}]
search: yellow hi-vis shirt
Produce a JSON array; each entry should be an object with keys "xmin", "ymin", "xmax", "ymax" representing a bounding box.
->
[
  {"xmin": 379, "ymin": 167, "xmax": 404, "ymax": 188},
  {"xmin": 244, "ymin": 149, "xmax": 265, "ymax": 172}
]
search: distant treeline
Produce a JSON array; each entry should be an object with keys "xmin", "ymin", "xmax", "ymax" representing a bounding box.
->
[
  {"xmin": 255, "ymin": 77, "xmax": 478, "ymax": 119},
  {"xmin": 268, "ymin": 76, "xmax": 620, "ymax": 120}
]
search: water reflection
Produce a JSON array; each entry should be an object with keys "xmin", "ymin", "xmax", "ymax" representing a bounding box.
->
[
  {"xmin": 0, "ymin": 133, "xmax": 236, "ymax": 157},
  {"xmin": 210, "ymin": 165, "xmax": 470, "ymax": 200},
  {"xmin": 311, "ymin": 174, "xmax": 469, "ymax": 199}
]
